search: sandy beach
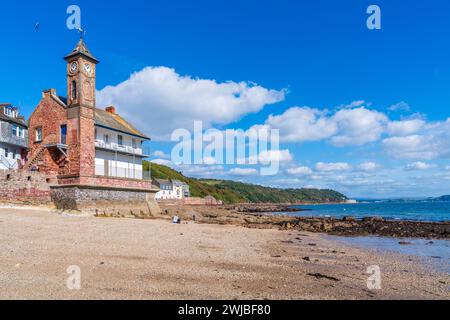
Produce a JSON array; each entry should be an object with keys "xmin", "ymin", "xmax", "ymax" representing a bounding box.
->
[{"xmin": 0, "ymin": 208, "xmax": 448, "ymax": 300}]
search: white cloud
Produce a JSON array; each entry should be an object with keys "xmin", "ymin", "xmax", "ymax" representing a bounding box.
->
[
  {"xmin": 329, "ymin": 107, "xmax": 388, "ymax": 146},
  {"xmin": 357, "ymin": 161, "xmax": 379, "ymax": 172},
  {"xmin": 264, "ymin": 107, "xmax": 337, "ymax": 142},
  {"xmin": 248, "ymin": 149, "xmax": 293, "ymax": 165},
  {"xmin": 97, "ymin": 66, "xmax": 286, "ymax": 140},
  {"xmin": 316, "ymin": 162, "xmax": 351, "ymax": 172},
  {"xmin": 387, "ymin": 119, "xmax": 425, "ymax": 136},
  {"xmin": 405, "ymin": 162, "xmax": 436, "ymax": 171},
  {"xmin": 389, "ymin": 101, "xmax": 411, "ymax": 112},
  {"xmin": 264, "ymin": 105, "xmax": 388, "ymax": 146},
  {"xmin": 153, "ymin": 150, "xmax": 170, "ymax": 159},
  {"xmin": 286, "ymin": 166, "xmax": 313, "ymax": 176},
  {"xmin": 383, "ymin": 119, "xmax": 450, "ymax": 160},
  {"xmin": 229, "ymin": 168, "xmax": 258, "ymax": 176}
]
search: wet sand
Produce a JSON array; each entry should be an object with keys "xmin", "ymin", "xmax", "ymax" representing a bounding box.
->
[{"xmin": 0, "ymin": 208, "xmax": 448, "ymax": 300}]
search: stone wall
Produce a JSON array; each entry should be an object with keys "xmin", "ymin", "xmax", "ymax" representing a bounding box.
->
[
  {"xmin": 57, "ymin": 175, "xmax": 155, "ymax": 189},
  {"xmin": 0, "ymin": 170, "xmax": 55, "ymax": 206},
  {"xmin": 159, "ymin": 197, "xmax": 223, "ymax": 206},
  {"xmin": 51, "ymin": 185, "xmax": 161, "ymax": 217}
]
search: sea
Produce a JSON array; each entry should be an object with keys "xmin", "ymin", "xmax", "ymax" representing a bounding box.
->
[
  {"xmin": 277, "ymin": 200, "xmax": 450, "ymax": 272},
  {"xmin": 288, "ymin": 200, "xmax": 450, "ymax": 222}
]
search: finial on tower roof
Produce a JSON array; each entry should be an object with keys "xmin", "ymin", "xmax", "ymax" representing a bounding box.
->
[{"xmin": 64, "ymin": 31, "xmax": 99, "ymax": 63}]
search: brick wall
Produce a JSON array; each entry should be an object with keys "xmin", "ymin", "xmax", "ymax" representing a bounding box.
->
[
  {"xmin": 0, "ymin": 170, "xmax": 55, "ymax": 206},
  {"xmin": 28, "ymin": 92, "xmax": 70, "ymax": 175}
]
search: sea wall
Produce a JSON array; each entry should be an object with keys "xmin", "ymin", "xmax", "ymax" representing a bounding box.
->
[{"xmin": 51, "ymin": 185, "xmax": 161, "ymax": 217}]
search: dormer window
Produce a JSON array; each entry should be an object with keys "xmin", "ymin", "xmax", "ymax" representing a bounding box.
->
[{"xmin": 4, "ymin": 106, "xmax": 17, "ymax": 118}]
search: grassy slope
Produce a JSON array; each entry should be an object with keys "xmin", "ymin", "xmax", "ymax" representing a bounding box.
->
[{"xmin": 145, "ymin": 161, "xmax": 347, "ymax": 204}]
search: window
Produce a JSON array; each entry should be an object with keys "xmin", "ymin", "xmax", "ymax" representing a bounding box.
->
[
  {"xmin": 118, "ymin": 135, "xmax": 123, "ymax": 146},
  {"xmin": 35, "ymin": 127, "xmax": 42, "ymax": 142},
  {"xmin": 12, "ymin": 125, "xmax": 18, "ymax": 137},
  {"xmin": 104, "ymin": 134, "xmax": 109, "ymax": 143},
  {"xmin": 4, "ymin": 106, "xmax": 17, "ymax": 118},
  {"xmin": 5, "ymin": 148, "xmax": 9, "ymax": 158},
  {"xmin": 60, "ymin": 125, "xmax": 67, "ymax": 145},
  {"xmin": 12, "ymin": 125, "xmax": 25, "ymax": 138},
  {"xmin": 72, "ymin": 80, "xmax": 77, "ymax": 100},
  {"xmin": 132, "ymin": 138, "xmax": 137, "ymax": 149}
]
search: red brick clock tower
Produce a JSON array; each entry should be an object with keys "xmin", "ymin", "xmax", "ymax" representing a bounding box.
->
[{"xmin": 63, "ymin": 39, "xmax": 99, "ymax": 178}]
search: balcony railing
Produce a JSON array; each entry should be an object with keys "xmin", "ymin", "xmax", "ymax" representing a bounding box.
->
[{"xmin": 95, "ymin": 140, "xmax": 148, "ymax": 156}]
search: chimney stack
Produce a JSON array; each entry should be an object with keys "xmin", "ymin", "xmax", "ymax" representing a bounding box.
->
[{"xmin": 105, "ymin": 106, "xmax": 116, "ymax": 114}]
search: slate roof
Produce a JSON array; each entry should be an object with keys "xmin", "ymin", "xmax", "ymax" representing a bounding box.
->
[
  {"xmin": 95, "ymin": 108, "xmax": 150, "ymax": 140},
  {"xmin": 64, "ymin": 39, "xmax": 99, "ymax": 63},
  {"xmin": 47, "ymin": 94, "xmax": 149, "ymax": 140},
  {"xmin": 0, "ymin": 104, "xmax": 27, "ymax": 127}
]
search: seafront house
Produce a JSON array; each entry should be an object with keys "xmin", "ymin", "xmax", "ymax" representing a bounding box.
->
[
  {"xmin": 0, "ymin": 104, "xmax": 28, "ymax": 170},
  {"xmin": 154, "ymin": 179, "xmax": 190, "ymax": 200},
  {"xmin": 94, "ymin": 106, "xmax": 150, "ymax": 180},
  {"xmin": 173, "ymin": 180, "xmax": 191, "ymax": 198}
]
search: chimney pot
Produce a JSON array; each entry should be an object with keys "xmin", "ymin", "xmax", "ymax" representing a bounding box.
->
[{"xmin": 106, "ymin": 106, "xmax": 116, "ymax": 114}]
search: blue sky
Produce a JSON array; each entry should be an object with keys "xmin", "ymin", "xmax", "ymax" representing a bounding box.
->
[{"xmin": 1, "ymin": 0, "xmax": 450, "ymax": 198}]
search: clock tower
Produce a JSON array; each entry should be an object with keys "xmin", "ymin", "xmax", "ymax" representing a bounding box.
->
[
  {"xmin": 63, "ymin": 39, "xmax": 99, "ymax": 177},
  {"xmin": 64, "ymin": 38, "xmax": 99, "ymax": 110}
]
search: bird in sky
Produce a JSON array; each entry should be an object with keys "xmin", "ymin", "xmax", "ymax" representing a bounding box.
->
[{"xmin": 35, "ymin": 22, "xmax": 40, "ymax": 31}]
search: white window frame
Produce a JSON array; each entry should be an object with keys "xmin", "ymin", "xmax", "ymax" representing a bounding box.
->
[{"xmin": 35, "ymin": 127, "xmax": 42, "ymax": 142}]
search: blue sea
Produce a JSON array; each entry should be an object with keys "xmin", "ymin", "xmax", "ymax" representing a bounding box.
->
[
  {"xmin": 282, "ymin": 201, "xmax": 450, "ymax": 271},
  {"xmin": 287, "ymin": 201, "xmax": 450, "ymax": 222}
]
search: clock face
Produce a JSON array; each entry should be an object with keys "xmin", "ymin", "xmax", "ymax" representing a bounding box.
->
[
  {"xmin": 70, "ymin": 62, "xmax": 78, "ymax": 73},
  {"xmin": 84, "ymin": 63, "xmax": 92, "ymax": 75}
]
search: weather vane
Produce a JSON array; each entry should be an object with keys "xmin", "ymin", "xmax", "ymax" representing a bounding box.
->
[{"xmin": 76, "ymin": 26, "xmax": 86, "ymax": 39}]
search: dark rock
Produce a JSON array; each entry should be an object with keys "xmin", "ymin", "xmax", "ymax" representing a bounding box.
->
[
  {"xmin": 307, "ymin": 273, "xmax": 340, "ymax": 282},
  {"xmin": 362, "ymin": 216, "xmax": 384, "ymax": 222},
  {"xmin": 302, "ymin": 257, "xmax": 311, "ymax": 262}
]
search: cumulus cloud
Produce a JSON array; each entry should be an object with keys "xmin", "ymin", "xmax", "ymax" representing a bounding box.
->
[
  {"xmin": 97, "ymin": 67, "xmax": 286, "ymax": 140},
  {"xmin": 286, "ymin": 166, "xmax": 313, "ymax": 176},
  {"xmin": 383, "ymin": 119, "xmax": 450, "ymax": 160},
  {"xmin": 229, "ymin": 168, "xmax": 258, "ymax": 176},
  {"xmin": 248, "ymin": 149, "xmax": 293, "ymax": 165},
  {"xmin": 387, "ymin": 119, "xmax": 425, "ymax": 136},
  {"xmin": 405, "ymin": 162, "xmax": 436, "ymax": 171},
  {"xmin": 389, "ymin": 101, "xmax": 411, "ymax": 112},
  {"xmin": 263, "ymin": 105, "xmax": 388, "ymax": 146},
  {"xmin": 316, "ymin": 162, "xmax": 351, "ymax": 172},
  {"xmin": 357, "ymin": 161, "xmax": 379, "ymax": 172},
  {"xmin": 329, "ymin": 107, "xmax": 388, "ymax": 146},
  {"xmin": 264, "ymin": 107, "xmax": 337, "ymax": 142},
  {"xmin": 153, "ymin": 150, "xmax": 170, "ymax": 159}
]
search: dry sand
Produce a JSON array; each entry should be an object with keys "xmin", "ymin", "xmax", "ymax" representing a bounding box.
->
[{"xmin": 0, "ymin": 208, "xmax": 448, "ymax": 300}]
